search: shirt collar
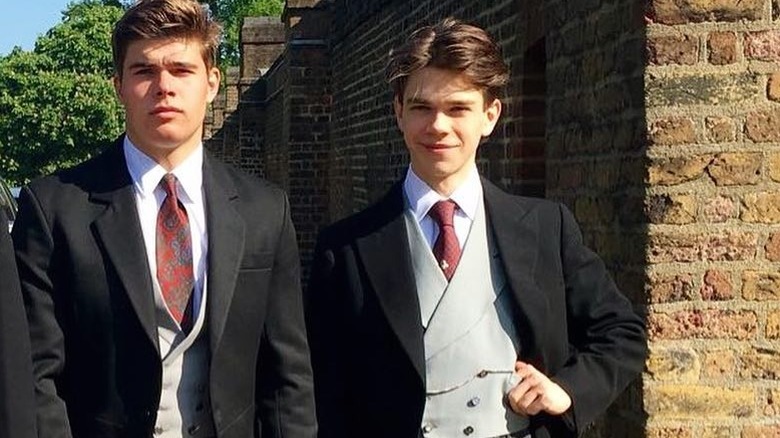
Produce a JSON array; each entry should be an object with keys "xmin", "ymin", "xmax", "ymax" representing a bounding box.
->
[
  {"xmin": 403, "ymin": 164, "xmax": 482, "ymax": 223},
  {"xmin": 122, "ymin": 135, "xmax": 203, "ymax": 204}
]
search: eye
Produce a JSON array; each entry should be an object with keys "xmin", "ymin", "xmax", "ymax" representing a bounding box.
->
[
  {"xmin": 450, "ymin": 106, "xmax": 470, "ymax": 114},
  {"xmin": 173, "ymin": 67, "xmax": 195, "ymax": 75}
]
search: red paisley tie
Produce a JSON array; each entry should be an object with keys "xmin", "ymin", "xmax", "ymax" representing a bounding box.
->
[
  {"xmin": 429, "ymin": 200, "xmax": 461, "ymax": 281},
  {"xmin": 156, "ymin": 173, "xmax": 194, "ymax": 333}
]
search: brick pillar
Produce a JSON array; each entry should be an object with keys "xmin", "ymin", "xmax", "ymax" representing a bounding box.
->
[
  {"xmin": 282, "ymin": 0, "xmax": 332, "ymax": 276},
  {"xmin": 238, "ymin": 17, "xmax": 285, "ymax": 177},
  {"xmin": 643, "ymin": 1, "xmax": 780, "ymax": 436}
]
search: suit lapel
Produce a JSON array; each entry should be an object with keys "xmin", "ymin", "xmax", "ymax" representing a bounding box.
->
[
  {"xmin": 355, "ymin": 183, "xmax": 425, "ymax": 382},
  {"xmin": 91, "ymin": 140, "xmax": 159, "ymax": 352},
  {"xmin": 482, "ymin": 179, "xmax": 547, "ymax": 359},
  {"xmin": 202, "ymin": 156, "xmax": 245, "ymax": 352}
]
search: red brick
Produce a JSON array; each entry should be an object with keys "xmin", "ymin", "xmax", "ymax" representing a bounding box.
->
[
  {"xmin": 708, "ymin": 32, "xmax": 737, "ymax": 65},
  {"xmin": 648, "ymin": 34, "xmax": 699, "ymax": 65}
]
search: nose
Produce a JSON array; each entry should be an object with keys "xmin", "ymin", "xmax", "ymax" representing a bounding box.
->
[
  {"xmin": 427, "ymin": 111, "xmax": 449, "ymax": 134},
  {"xmin": 154, "ymin": 71, "xmax": 174, "ymax": 97}
]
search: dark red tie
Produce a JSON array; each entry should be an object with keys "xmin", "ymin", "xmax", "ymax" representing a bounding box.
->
[
  {"xmin": 156, "ymin": 173, "xmax": 194, "ymax": 332},
  {"xmin": 429, "ymin": 200, "xmax": 461, "ymax": 281}
]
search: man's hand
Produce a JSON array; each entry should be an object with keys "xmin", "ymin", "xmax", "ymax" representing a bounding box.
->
[{"xmin": 505, "ymin": 361, "xmax": 572, "ymax": 416}]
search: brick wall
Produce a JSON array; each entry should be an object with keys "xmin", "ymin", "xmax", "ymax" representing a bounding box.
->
[{"xmin": 643, "ymin": 1, "xmax": 780, "ymax": 436}]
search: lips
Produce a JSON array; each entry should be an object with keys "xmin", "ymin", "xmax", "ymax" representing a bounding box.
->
[
  {"xmin": 150, "ymin": 106, "xmax": 182, "ymax": 115},
  {"xmin": 424, "ymin": 143, "xmax": 456, "ymax": 150}
]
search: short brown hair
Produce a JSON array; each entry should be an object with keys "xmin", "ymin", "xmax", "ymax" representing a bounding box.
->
[
  {"xmin": 112, "ymin": 0, "xmax": 221, "ymax": 76},
  {"xmin": 386, "ymin": 17, "xmax": 509, "ymax": 102}
]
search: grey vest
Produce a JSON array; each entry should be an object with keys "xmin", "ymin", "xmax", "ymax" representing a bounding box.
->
[
  {"xmin": 404, "ymin": 201, "xmax": 530, "ymax": 438},
  {"xmin": 152, "ymin": 277, "xmax": 215, "ymax": 437}
]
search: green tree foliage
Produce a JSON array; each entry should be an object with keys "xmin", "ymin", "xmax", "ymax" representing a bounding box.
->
[
  {"xmin": 206, "ymin": 0, "xmax": 284, "ymax": 66},
  {"xmin": 0, "ymin": 1, "xmax": 125, "ymax": 185}
]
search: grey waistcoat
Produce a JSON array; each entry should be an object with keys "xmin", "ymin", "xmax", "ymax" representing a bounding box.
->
[{"xmin": 404, "ymin": 201, "xmax": 530, "ymax": 438}]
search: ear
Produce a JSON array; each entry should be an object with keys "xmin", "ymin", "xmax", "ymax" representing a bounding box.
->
[
  {"xmin": 206, "ymin": 67, "xmax": 221, "ymax": 103},
  {"xmin": 393, "ymin": 96, "xmax": 404, "ymax": 130},
  {"xmin": 113, "ymin": 75, "xmax": 125, "ymax": 104},
  {"xmin": 481, "ymin": 98, "xmax": 502, "ymax": 137}
]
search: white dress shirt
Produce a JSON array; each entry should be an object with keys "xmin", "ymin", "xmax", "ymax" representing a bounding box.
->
[
  {"xmin": 403, "ymin": 164, "xmax": 483, "ymax": 250},
  {"xmin": 123, "ymin": 136, "xmax": 208, "ymax": 336}
]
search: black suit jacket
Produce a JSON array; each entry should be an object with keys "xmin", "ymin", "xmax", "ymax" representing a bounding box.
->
[
  {"xmin": 12, "ymin": 138, "xmax": 316, "ymax": 438},
  {"xmin": 306, "ymin": 179, "xmax": 646, "ymax": 438},
  {"xmin": 0, "ymin": 209, "xmax": 37, "ymax": 438}
]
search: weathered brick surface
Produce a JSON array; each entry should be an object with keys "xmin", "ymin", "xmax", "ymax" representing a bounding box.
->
[
  {"xmin": 701, "ymin": 349, "xmax": 737, "ymax": 378},
  {"xmin": 648, "ymin": 155, "xmax": 712, "ymax": 186},
  {"xmin": 747, "ymin": 108, "xmax": 780, "ymax": 143},
  {"xmin": 644, "ymin": 384, "xmax": 754, "ymax": 418},
  {"xmin": 766, "ymin": 310, "xmax": 780, "ymax": 338},
  {"xmin": 705, "ymin": 116, "xmax": 736, "ymax": 143},
  {"xmin": 739, "ymin": 347, "xmax": 780, "ymax": 379},
  {"xmin": 648, "ymin": 233, "xmax": 703, "ymax": 263},
  {"xmin": 769, "ymin": 72, "xmax": 780, "ymax": 102},
  {"xmin": 744, "ymin": 425, "xmax": 780, "ymax": 438},
  {"xmin": 746, "ymin": 31, "xmax": 780, "ymax": 62},
  {"xmin": 764, "ymin": 389, "xmax": 780, "ymax": 416},
  {"xmin": 742, "ymin": 193, "xmax": 780, "ymax": 223},
  {"xmin": 648, "ymin": 309, "xmax": 758, "ymax": 340},
  {"xmin": 766, "ymin": 232, "xmax": 780, "ymax": 262},
  {"xmin": 743, "ymin": 271, "xmax": 780, "ymax": 301},
  {"xmin": 649, "ymin": 118, "xmax": 696, "ymax": 145},
  {"xmin": 647, "ymin": 273, "xmax": 696, "ymax": 303},
  {"xmin": 708, "ymin": 31, "xmax": 737, "ymax": 65},
  {"xmin": 646, "ymin": 73, "xmax": 760, "ymax": 107},
  {"xmin": 648, "ymin": 231, "xmax": 756, "ymax": 263},
  {"xmin": 701, "ymin": 269, "xmax": 734, "ymax": 300},
  {"xmin": 703, "ymin": 232, "xmax": 758, "ymax": 261},
  {"xmin": 707, "ymin": 152, "xmax": 762, "ymax": 186},
  {"xmin": 646, "ymin": 347, "xmax": 700, "ymax": 381},
  {"xmin": 646, "ymin": 194, "xmax": 697, "ymax": 224},
  {"xmin": 767, "ymin": 153, "xmax": 780, "ymax": 184},
  {"xmin": 701, "ymin": 195, "xmax": 737, "ymax": 223},
  {"xmin": 648, "ymin": 34, "xmax": 698, "ymax": 65},
  {"xmin": 650, "ymin": 0, "xmax": 764, "ymax": 25},
  {"xmin": 646, "ymin": 427, "xmax": 694, "ymax": 438}
]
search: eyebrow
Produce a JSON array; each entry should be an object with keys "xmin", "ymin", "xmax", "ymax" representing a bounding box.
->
[
  {"xmin": 405, "ymin": 96, "xmax": 478, "ymax": 106},
  {"xmin": 126, "ymin": 61, "xmax": 199, "ymax": 70}
]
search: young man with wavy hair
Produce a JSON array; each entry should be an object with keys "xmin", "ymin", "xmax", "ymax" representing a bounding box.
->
[{"xmin": 307, "ymin": 18, "xmax": 646, "ymax": 438}]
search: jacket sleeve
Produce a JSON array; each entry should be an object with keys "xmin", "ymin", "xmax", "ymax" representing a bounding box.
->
[
  {"xmin": 0, "ymin": 208, "xmax": 37, "ymax": 438},
  {"xmin": 255, "ymin": 193, "xmax": 317, "ymax": 437},
  {"xmin": 304, "ymin": 232, "xmax": 351, "ymax": 438},
  {"xmin": 549, "ymin": 203, "xmax": 647, "ymax": 434},
  {"xmin": 11, "ymin": 186, "xmax": 73, "ymax": 437}
]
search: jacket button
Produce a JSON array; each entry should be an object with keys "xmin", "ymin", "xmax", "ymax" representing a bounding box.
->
[
  {"xmin": 154, "ymin": 426, "xmax": 163, "ymax": 435},
  {"xmin": 188, "ymin": 424, "xmax": 201, "ymax": 435},
  {"xmin": 422, "ymin": 424, "xmax": 433, "ymax": 434},
  {"xmin": 463, "ymin": 425, "xmax": 474, "ymax": 435}
]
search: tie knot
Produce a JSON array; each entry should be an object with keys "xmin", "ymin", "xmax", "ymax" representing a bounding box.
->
[
  {"xmin": 429, "ymin": 199, "xmax": 458, "ymax": 228},
  {"xmin": 160, "ymin": 173, "xmax": 178, "ymax": 198}
]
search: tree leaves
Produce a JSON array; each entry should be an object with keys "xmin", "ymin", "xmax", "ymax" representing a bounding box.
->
[{"xmin": 0, "ymin": 1, "xmax": 124, "ymax": 185}]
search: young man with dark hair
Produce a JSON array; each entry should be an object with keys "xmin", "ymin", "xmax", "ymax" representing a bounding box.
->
[
  {"xmin": 306, "ymin": 18, "xmax": 646, "ymax": 438},
  {"xmin": 13, "ymin": 1, "xmax": 316, "ymax": 437}
]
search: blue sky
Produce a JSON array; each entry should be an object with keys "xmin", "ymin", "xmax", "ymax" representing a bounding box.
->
[{"xmin": 0, "ymin": 0, "xmax": 72, "ymax": 55}]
